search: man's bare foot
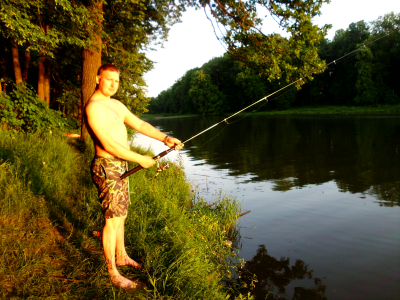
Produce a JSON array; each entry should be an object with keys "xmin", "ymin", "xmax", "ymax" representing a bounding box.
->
[
  {"xmin": 110, "ymin": 273, "xmax": 138, "ymax": 289},
  {"xmin": 116, "ymin": 254, "xmax": 142, "ymax": 269}
]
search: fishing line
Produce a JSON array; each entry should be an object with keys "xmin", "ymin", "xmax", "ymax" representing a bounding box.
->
[
  {"xmin": 224, "ymin": 89, "xmax": 289, "ymax": 125},
  {"xmin": 191, "ymin": 123, "xmax": 229, "ymax": 153},
  {"xmin": 211, "ymin": 31, "xmax": 391, "ymax": 126},
  {"xmin": 121, "ymin": 32, "xmax": 391, "ymax": 179}
]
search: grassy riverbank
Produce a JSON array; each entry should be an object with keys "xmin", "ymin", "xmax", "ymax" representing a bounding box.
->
[
  {"xmin": 0, "ymin": 130, "xmax": 249, "ymax": 299},
  {"xmin": 141, "ymin": 104, "xmax": 400, "ymax": 119}
]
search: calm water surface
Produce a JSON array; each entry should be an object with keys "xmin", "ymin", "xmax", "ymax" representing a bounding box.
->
[{"xmin": 131, "ymin": 115, "xmax": 400, "ymax": 300}]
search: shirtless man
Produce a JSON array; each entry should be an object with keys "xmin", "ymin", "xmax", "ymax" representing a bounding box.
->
[{"xmin": 85, "ymin": 64, "xmax": 183, "ymax": 289}]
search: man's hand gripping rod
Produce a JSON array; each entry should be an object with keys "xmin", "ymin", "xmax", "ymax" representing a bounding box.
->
[
  {"xmin": 120, "ymin": 123, "xmax": 219, "ymax": 180},
  {"xmin": 120, "ymin": 147, "xmax": 175, "ymax": 180}
]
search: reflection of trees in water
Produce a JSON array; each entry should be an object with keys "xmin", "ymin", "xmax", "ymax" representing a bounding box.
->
[
  {"xmin": 368, "ymin": 182, "xmax": 400, "ymax": 207},
  {"xmin": 239, "ymin": 245, "xmax": 327, "ymax": 300},
  {"xmin": 148, "ymin": 115, "xmax": 400, "ymax": 207}
]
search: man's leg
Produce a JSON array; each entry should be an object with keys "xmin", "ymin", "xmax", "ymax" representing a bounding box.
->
[
  {"xmin": 115, "ymin": 214, "xmax": 142, "ymax": 268},
  {"xmin": 103, "ymin": 216, "xmax": 135, "ymax": 288}
]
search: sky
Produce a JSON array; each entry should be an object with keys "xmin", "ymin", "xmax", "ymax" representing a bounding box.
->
[{"xmin": 144, "ymin": 0, "xmax": 399, "ymax": 98}]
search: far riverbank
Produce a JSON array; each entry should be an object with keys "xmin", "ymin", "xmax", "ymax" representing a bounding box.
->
[{"xmin": 141, "ymin": 104, "xmax": 400, "ymax": 119}]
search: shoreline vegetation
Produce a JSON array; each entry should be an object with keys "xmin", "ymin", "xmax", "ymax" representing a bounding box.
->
[
  {"xmin": 141, "ymin": 104, "xmax": 400, "ymax": 119},
  {"xmin": 0, "ymin": 130, "xmax": 251, "ymax": 299}
]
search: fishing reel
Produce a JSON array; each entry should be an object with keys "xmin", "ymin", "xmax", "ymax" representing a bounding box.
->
[{"xmin": 155, "ymin": 156, "xmax": 169, "ymax": 178}]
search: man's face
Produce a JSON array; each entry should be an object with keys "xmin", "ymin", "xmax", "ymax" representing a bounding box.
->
[{"xmin": 96, "ymin": 70, "xmax": 120, "ymax": 97}]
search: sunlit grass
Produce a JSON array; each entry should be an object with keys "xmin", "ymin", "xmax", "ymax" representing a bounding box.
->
[{"xmin": 0, "ymin": 130, "xmax": 251, "ymax": 299}]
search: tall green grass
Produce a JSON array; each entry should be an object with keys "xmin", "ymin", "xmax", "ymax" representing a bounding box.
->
[{"xmin": 0, "ymin": 129, "xmax": 251, "ymax": 299}]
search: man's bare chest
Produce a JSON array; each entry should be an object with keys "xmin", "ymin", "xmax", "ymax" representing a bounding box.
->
[{"xmin": 104, "ymin": 103, "xmax": 124, "ymax": 128}]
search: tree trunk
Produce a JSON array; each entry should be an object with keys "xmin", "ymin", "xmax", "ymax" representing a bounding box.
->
[
  {"xmin": 78, "ymin": 99, "xmax": 82, "ymax": 124},
  {"xmin": 22, "ymin": 49, "xmax": 30, "ymax": 83},
  {"xmin": 38, "ymin": 56, "xmax": 45, "ymax": 101},
  {"xmin": 11, "ymin": 40, "xmax": 23, "ymax": 85},
  {"xmin": 81, "ymin": 1, "xmax": 103, "ymax": 140},
  {"xmin": 38, "ymin": 24, "xmax": 50, "ymax": 103},
  {"xmin": 44, "ymin": 59, "xmax": 50, "ymax": 105}
]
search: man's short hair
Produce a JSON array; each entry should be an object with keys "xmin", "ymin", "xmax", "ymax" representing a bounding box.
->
[{"xmin": 97, "ymin": 64, "xmax": 119, "ymax": 76}]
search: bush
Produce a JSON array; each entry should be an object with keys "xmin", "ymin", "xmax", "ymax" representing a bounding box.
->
[{"xmin": 0, "ymin": 81, "xmax": 66, "ymax": 134}]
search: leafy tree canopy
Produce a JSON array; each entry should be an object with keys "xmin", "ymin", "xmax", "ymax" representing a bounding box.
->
[
  {"xmin": 149, "ymin": 12, "xmax": 400, "ymax": 115},
  {"xmin": 0, "ymin": 0, "xmax": 93, "ymax": 56},
  {"xmin": 202, "ymin": 0, "xmax": 331, "ymax": 86}
]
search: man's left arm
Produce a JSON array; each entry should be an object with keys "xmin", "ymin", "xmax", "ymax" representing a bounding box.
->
[{"xmin": 123, "ymin": 104, "xmax": 184, "ymax": 150}]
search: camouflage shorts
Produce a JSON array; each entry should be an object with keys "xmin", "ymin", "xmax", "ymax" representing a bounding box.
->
[{"xmin": 90, "ymin": 155, "xmax": 130, "ymax": 219}]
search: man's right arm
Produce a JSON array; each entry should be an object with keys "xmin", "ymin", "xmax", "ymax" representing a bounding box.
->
[{"xmin": 85, "ymin": 101, "xmax": 155, "ymax": 168}]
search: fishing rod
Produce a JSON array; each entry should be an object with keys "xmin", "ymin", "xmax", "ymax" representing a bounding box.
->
[{"xmin": 120, "ymin": 32, "xmax": 390, "ymax": 180}]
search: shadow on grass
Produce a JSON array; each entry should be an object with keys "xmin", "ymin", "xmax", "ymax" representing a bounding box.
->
[{"xmin": 0, "ymin": 130, "xmax": 252, "ymax": 299}]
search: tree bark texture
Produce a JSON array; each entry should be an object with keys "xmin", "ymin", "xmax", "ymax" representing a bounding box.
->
[
  {"xmin": 22, "ymin": 49, "xmax": 30, "ymax": 83},
  {"xmin": 38, "ymin": 56, "xmax": 45, "ymax": 101},
  {"xmin": 78, "ymin": 99, "xmax": 82, "ymax": 125},
  {"xmin": 11, "ymin": 40, "xmax": 22, "ymax": 85},
  {"xmin": 81, "ymin": 1, "xmax": 103, "ymax": 140},
  {"xmin": 45, "ymin": 59, "xmax": 50, "ymax": 105},
  {"xmin": 38, "ymin": 24, "xmax": 52, "ymax": 103}
]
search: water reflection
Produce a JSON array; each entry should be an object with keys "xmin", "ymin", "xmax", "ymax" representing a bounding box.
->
[
  {"xmin": 239, "ymin": 245, "xmax": 327, "ymax": 300},
  {"xmin": 139, "ymin": 115, "xmax": 400, "ymax": 299},
  {"xmin": 369, "ymin": 182, "xmax": 400, "ymax": 207},
  {"xmin": 147, "ymin": 115, "xmax": 400, "ymax": 207}
]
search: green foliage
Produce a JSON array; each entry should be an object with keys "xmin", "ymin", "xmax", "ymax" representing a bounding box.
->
[
  {"xmin": 148, "ymin": 68, "xmax": 200, "ymax": 114},
  {"xmin": 55, "ymin": 87, "xmax": 81, "ymax": 128},
  {"xmin": 354, "ymin": 46, "xmax": 378, "ymax": 105},
  {"xmin": 236, "ymin": 71, "xmax": 267, "ymax": 103},
  {"xmin": 201, "ymin": 0, "xmax": 330, "ymax": 88},
  {"xmin": 4, "ymin": 1, "xmax": 397, "ymax": 125},
  {"xmin": 0, "ymin": 129, "xmax": 248, "ymax": 299},
  {"xmin": 0, "ymin": 81, "xmax": 65, "ymax": 133},
  {"xmin": 353, "ymin": 12, "xmax": 400, "ymax": 105},
  {"xmin": 100, "ymin": 0, "xmax": 178, "ymax": 115},
  {"xmin": 148, "ymin": 53, "xmax": 301, "ymax": 115},
  {"xmin": 0, "ymin": 130, "xmax": 96, "ymax": 299},
  {"xmin": 0, "ymin": 0, "xmax": 190, "ymax": 124},
  {"xmin": 0, "ymin": 0, "xmax": 93, "ymax": 57},
  {"xmin": 147, "ymin": 54, "xmax": 253, "ymax": 115},
  {"xmin": 0, "ymin": 0, "xmax": 335, "ymax": 124},
  {"xmin": 235, "ymin": 66, "xmax": 297, "ymax": 110},
  {"xmin": 297, "ymin": 13, "xmax": 400, "ymax": 106},
  {"xmin": 189, "ymin": 70, "xmax": 227, "ymax": 115},
  {"xmin": 149, "ymin": 12, "xmax": 400, "ymax": 114},
  {"xmin": 0, "ymin": 0, "xmax": 94, "ymax": 128}
]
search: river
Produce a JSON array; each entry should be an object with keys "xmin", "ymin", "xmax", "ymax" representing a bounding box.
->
[{"xmin": 131, "ymin": 114, "xmax": 400, "ymax": 300}]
